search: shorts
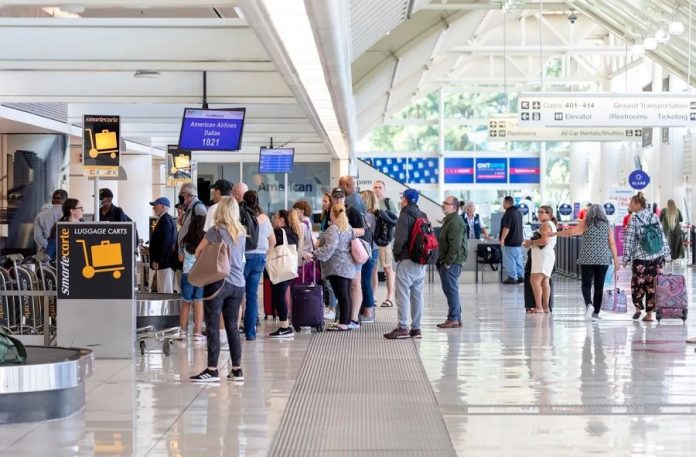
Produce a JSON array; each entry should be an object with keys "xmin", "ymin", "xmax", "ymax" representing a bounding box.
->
[
  {"xmin": 181, "ymin": 273, "xmax": 204, "ymax": 302},
  {"xmin": 378, "ymin": 244, "xmax": 394, "ymax": 268}
]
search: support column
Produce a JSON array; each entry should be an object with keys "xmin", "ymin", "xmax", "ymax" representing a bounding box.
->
[
  {"xmin": 118, "ymin": 154, "xmax": 153, "ymax": 243},
  {"xmin": 569, "ymin": 143, "xmax": 590, "ymax": 204},
  {"xmin": 539, "ymin": 142, "xmax": 546, "ymax": 201},
  {"xmin": 438, "ymin": 87, "xmax": 445, "ymax": 203}
]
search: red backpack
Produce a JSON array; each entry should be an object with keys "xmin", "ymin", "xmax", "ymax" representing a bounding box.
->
[{"xmin": 408, "ymin": 216, "xmax": 439, "ymax": 265}]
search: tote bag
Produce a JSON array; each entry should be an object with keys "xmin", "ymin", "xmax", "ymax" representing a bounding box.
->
[
  {"xmin": 266, "ymin": 229, "xmax": 299, "ymax": 284},
  {"xmin": 188, "ymin": 232, "xmax": 230, "ymax": 288}
]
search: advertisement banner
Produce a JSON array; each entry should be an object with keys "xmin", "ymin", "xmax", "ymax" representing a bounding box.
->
[
  {"xmin": 509, "ymin": 158, "xmax": 541, "ymax": 184},
  {"xmin": 444, "ymin": 158, "xmax": 474, "ymax": 184},
  {"xmin": 518, "ymin": 93, "xmax": 696, "ymax": 127},
  {"xmin": 166, "ymin": 145, "xmax": 192, "ymax": 186},
  {"xmin": 83, "ymin": 115, "xmax": 120, "ymax": 177},
  {"xmin": 475, "ymin": 158, "xmax": 507, "ymax": 184},
  {"xmin": 608, "ymin": 186, "xmax": 635, "ymax": 219},
  {"xmin": 56, "ymin": 222, "xmax": 134, "ymax": 300},
  {"xmin": 488, "ymin": 115, "xmax": 642, "ymax": 142}
]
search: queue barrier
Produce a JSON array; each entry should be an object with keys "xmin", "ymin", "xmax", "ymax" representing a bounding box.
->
[{"xmin": 554, "ymin": 235, "xmax": 582, "ymax": 279}]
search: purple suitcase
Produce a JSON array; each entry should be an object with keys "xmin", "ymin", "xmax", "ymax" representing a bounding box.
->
[
  {"xmin": 655, "ymin": 274, "xmax": 688, "ymax": 322},
  {"xmin": 290, "ymin": 262, "xmax": 324, "ymax": 332}
]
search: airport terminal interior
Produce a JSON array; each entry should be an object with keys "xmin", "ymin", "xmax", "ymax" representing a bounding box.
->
[{"xmin": 1, "ymin": 0, "xmax": 696, "ymax": 455}]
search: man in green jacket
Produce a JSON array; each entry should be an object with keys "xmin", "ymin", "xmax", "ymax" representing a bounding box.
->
[{"xmin": 436, "ymin": 195, "xmax": 467, "ymax": 328}]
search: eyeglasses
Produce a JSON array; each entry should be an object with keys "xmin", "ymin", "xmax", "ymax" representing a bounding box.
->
[
  {"xmin": 537, "ymin": 210, "xmax": 548, "ymax": 214},
  {"xmin": 75, "ymin": 206, "xmax": 84, "ymax": 211},
  {"xmin": 442, "ymin": 201, "xmax": 456, "ymax": 206}
]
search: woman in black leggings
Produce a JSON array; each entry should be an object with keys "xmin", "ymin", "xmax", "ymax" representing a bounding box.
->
[{"xmin": 268, "ymin": 210, "xmax": 300, "ymax": 338}]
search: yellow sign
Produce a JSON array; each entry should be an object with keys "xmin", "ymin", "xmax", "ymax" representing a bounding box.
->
[
  {"xmin": 77, "ymin": 239, "xmax": 125, "ymax": 279},
  {"xmin": 83, "ymin": 115, "xmax": 120, "ymax": 177},
  {"xmin": 166, "ymin": 145, "xmax": 192, "ymax": 186}
]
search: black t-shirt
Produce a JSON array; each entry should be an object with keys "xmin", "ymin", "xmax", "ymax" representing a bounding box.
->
[
  {"xmin": 500, "ymin": 206, "xmax": 524, "ymax": 247},
  {"xmin": 346, "ymin": 206, "xmax": 364, "ymax": 230},
  {"xmin": 273, "ymin": 227, "xmax": 299, "ymax": 246}
]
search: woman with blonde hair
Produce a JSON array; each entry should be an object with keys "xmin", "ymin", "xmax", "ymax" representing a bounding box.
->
[
  {"xmin": 304, "ymin": 203, "xmax": 355, "ymax": 330},
  {"xmin": 660, "ymin": 199, "xmax": 684, "ymax": 260},
  {"xmin": 359, "ymin": 190, "xmax": 379, "ymax": 322},
  {"xmin": 190, "ymin": 196, "xmax": 247, "ymax": 383}
]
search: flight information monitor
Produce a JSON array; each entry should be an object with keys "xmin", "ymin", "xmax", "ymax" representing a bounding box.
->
[
  {"xmin": 258, "ymin": 147, "xmax": 295, "ymax": 173},
  {"xmin": 178, "ymin": 108, "xmax": 246, "ymax": 151}
]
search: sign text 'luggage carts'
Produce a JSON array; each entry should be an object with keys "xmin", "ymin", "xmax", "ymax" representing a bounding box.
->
[
  {"xmin": 84, "ymin": 128, "xmax": 118, "ymax": 159},
  {"xmin": 77, "ymin": 240, "xmax": 125, "ymax": 279}
]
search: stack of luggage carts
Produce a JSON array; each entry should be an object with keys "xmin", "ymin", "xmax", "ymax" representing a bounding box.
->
[{"xmin": 0, "ymin": 254, "xmax": 57, "ymax": 342}]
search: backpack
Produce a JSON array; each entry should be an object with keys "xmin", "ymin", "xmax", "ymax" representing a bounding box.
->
[
  {"xmin": 239, "ymin": 203, "xmax": 259, "ymax": 251},
  {"xmin": 374, "ymin": 210, "xmax": 398, "ymax": 247},
  {"xmin": 408, "ymin": 216, "xmax": 439, "ymax": 265},
  {"xmin": 637, "ymin": 214, "xmax": 664, "ymax": 255},
  {"xmin": 384, "ymin": 197, "xmax": 393, "ymax": 212},
  {"xmin": 476, "ymin": 244, "xmax": 502, "ymax": 270}
]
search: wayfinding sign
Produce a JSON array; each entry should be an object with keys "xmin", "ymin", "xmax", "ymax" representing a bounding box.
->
[
  {"xmin": 518, "ymin": 93, "xmax": 696, "ymax": 127},
  {"xmin": 488, "ymin": 115, "xmax": 642, "ymax": 142},
  {"xmin": 628, "ymin": 170, "xmax": 650, "ymax": 190}
]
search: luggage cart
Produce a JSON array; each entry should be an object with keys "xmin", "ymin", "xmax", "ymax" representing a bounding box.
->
[
  {"xmin": 77, "ymin": 239, "xmax": 125, "ymax": 279},
  {"xmin": 136, "ymin": 325, "xmax": 181, "ymax": 356},
  {"xmin": 9, "ymin": 256, "xmax": 41, "ymax": 335},
  {"xmin": 0, "ymin": 267, "xmax": 11, "ymax": 334},
  {"xmin": 136, "ymin": 293, "xmax": 182, "ymax": 356}
]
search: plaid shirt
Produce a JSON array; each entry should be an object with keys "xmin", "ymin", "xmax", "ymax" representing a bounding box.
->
[{"xmin": 622, "ymin": 209, "xmax": 670, "ymax": 263}]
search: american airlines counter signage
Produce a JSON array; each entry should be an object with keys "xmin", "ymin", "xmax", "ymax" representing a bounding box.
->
[{"xmin": 518, "ymin": 93, "xmax": 696, "ymax": 127}]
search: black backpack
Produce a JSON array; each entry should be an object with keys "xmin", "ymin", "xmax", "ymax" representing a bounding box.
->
[
  {"xmin": 476, "ymin": 244, "xmax": 502, "ymax": 270},
  {"xmin": 239, "ymin": 203, "xmax": 259, "ymax": 251},
  {"xmin": 374, "ymin": 209, "xmax": 398, "ymax": 247}
]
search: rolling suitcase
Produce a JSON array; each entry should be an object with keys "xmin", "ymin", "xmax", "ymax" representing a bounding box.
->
[
  {"xmin": 523, "ymin": 255, "xmax": 553, "ymax": 311},
  {"xmin": 290, "ymin": 262, "xmax": 324, "ymax": 332},
  {"xmin": 655, "ymin": 273, "xmax": 688, "ymax": 322},
  {"xmin": 263, "ymin": 275, "xmax": 277, "ymax": 320}
]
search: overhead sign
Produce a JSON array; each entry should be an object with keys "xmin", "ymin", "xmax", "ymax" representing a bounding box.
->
[
  {"xmin": 488, "ymin": 115, "xmax": 642, "ymax": 142},
  {"xmin": 475, "ymin": 158, "xmax": 507, "ymax": 184},
  {"xmin": 628, "ymin": 169, "xmax": 650, "ymax": 190},
  {"xmin": 509, "ymin": 158, "xmax": 541, "ymax": 184},
  {"xmin": 444, "ymin": 158, "xmax": 474, "ymax": 184},
  {"xmin": 604, "ymin": 202, "xmax": 616, "ymax": 216},
  {"xmin": 559, "ymin": 204, "xmax": 573, "ymax": 216},
  {"xmin": 519, "ymin": 203, "xmax": 529, "ymax": 216},
  {"xmin": 83, "ymin": 115, "xmax": 120, "ymax": 177},
  {"xmin": 518, "ymin": 93, "xmax": 696, "ymax": 127},
  {"xmin": 56, "ymin": 222, "xmax": 134, "ymax": 300},
  {"xmin": 166, "ymin": 145, "xmax": 192, "ymax": 186}
]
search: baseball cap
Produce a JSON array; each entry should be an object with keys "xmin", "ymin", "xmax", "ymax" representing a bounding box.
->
[
  {"xmin": 331, "ymin": 187, "xmax": 346, "ymax": 199},
  {"xmin": 211, "ymin": 179, "xmax": 233, "ymax": 195},
  {"xmin": 99, "ymin": 188, "xmax": 114, "ymax": 199},
  {"xmin": 401, "ymin": 189, "xmax": 419, "ymax": 204},
  {"xmin": 150, "ymin": 197, "xmax": 171, "ymax": 208},
  {"xmin": 52, "ymin": 189, "xmax": 68, "ymax": 201}
]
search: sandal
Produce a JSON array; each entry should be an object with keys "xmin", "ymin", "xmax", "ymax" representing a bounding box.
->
[
  {"xmin": 642, "ymin": 316, "xmax": 655, "ymax": 322},
  {"xmin": 326, "ymin": 324, "xmax": 350, "ymax": 331},
  {"xmin": 632, "ymin": 311, "xmax": 642, "ymax": 320},
  {"xmin": 381, "ymin": 299, "xmax": 394, "ymax": 308}
]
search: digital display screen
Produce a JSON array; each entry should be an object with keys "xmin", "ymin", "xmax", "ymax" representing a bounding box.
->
[
  {"xmin": 444, "ymin": 158, "xmax": 475, "ymax": 184},
  {"xmin": 178, "ymin": 108, "xmax": 246, "ymax": 151},
  {"xmin": 509, "ymin": 158, "xmax": 541, "ymax": 184},
  {"xmin": 475, "ymin": 158, "xmax": 508, "ymax": 184},
  {"xmin": 258, "ymin": 147, "xmax": 295, "ymax": 173}
]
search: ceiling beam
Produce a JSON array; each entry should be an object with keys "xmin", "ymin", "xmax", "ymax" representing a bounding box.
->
[
  {"xmin": 450, "ymin": 45, "xmax": 639, "ymax": 55},
  {"xmin": 0, "ymin": 0, "xmax": 237, "ymax": 7},
  {"xmin": 420, "ymin": 2, "xmax": 568, "ymax": 11}
]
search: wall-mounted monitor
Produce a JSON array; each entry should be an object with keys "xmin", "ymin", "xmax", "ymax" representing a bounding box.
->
[
  {"xmin": 258, "ymin": 147, "xmax": 295, "ymax": 173},
  {"xmin": 178, "ymin": 108, "xmax": 246, "ymax": 151}
]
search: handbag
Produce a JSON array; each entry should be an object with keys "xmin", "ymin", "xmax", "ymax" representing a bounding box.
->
[
  {"xmin": 0, "ymin": 330, "xmax": 27, "ymax": 364},
  {"xmin": 350, "ymin": 233, "xmax": 370, "ymax": 265},
  {"xmin": 188, "ymin": 228, "xmax": 231, "ymax": 288},
  {"xmin": 266, "ymin": 228, "xmax": 299, "ymax": 284},
  {"xmin": 601, "ymin": 273, "xmax": 628, "ymax": 313}
]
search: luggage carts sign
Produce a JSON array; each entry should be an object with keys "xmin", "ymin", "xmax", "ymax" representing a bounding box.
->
[
  {"xmin": 83, "ymin": 115, "xmax": 120, "ymax": 177},
  {"xmin": 56, "ymin": 222, "xmax": 133, "ymax": 300},
  {"xmin": 166, "ymin": 145, "xmax": 192, "ymax": 186}
]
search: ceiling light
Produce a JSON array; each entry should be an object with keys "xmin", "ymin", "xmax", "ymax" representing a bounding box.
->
[
  {"xmin": 643, "ymin": 37, "xmax": 658, "ymax": 50},
  {"xmin": 133, "ymin": 70, "xmax": 161, "ymax": 78},
  {"xmin": 669, "ymin": 21, "xmax": 685, "ymax": 35},
  {"xmin": 654, "ymin": 29, "xmax": 669, "ymax": 43}
]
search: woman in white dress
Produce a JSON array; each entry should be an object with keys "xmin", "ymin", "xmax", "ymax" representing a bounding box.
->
[{"xmin": 524, "ymin": 205, "xmax": 557, "ymax": 313}]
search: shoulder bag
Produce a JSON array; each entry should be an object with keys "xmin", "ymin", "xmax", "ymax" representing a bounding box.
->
[
  {"xmin": 350, "ymin": 231, "xmax": 370, "ymax": 265},
  {"xmin": 188, "ymin": 227, "xmax": 231, "ymax": 288}
]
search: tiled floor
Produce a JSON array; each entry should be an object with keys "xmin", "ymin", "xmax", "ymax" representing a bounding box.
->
[{"xmin": 2, "ymin": 265, "xmax": 696, "ymax": 456}]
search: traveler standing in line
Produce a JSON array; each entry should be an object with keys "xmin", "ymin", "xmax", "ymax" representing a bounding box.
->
[
  {"xmin": 660, "ymin": 199, "xmax": 684, "ymax": 261},
  {"xmin": 242, "ymin": 190, "xmax": 275, "ymax": 341},
  {"xmin": 462, "ymin": 201, "xmax": 491, "ymax": 240},
  {"xmin": 500, "ymin": 196, "xmax": 524, "ymax": 285},
  {"xmin": 319, "ymin": 193, "xmax": 332, "ymax": 232},
  {"xmin": 98, "ymin": 188, "xmax": 132, "ymax": 222},
  {"xmin": 204, "ymin": 179, "xmax": 233, "ymax": 231},
  {"xmin": 292, "ymin": 200, "xmax": 314, "ymax": 269},
  {"xmin": 622, "ymin": 192, "xmax": 670, "ymax": 322},
  {"xmin": 330, "ymin": 185, "xmax": 365, "ymax": 329},
  {"xmin": 372, "ymin": 180, "xmax": 397, "ymax": 308},
  {"xmin": 523, "ymin": 205, "xmax": 557, "ymax": 313},
  {"xmin": 436, "ymin": 195, "xmax": 467, "ymax": 329},
  {"xmin": 554, "ymin": 204, "xmax": 620, "ymax": 321},
  {"xmin": 190, "ymin": 197, "xmax": 246, "ymax": 383},
  {"xmin": 46, "ymin": 198, "xmax": 84, "ymax": 261},
  {"xmin": 358, "ymin": 190, "xmax": 378, "ymax": 322},
  {"xmin": 233, "ymin": 182, "xmax": 248, "ymax": 204},
  {"xmin": 34, "ymin": 189, "xmax": 67, "ymax": 254},
  {"xmin": 267, "ymin": 210, "xmax": 300, "ymax": 338},
  {"xmin": 303, "ymin": 203, "xmax": 355, "ymax": 331},
  {"xmin": 178, "ymin": 214, "xmax": 206, "ymax": 341},
  {"xmin": 340, "ymin": 177, "xmax": 368, "ymax": 325},
  {"xmin": 384, "ymin": 189, "xmax": 427, "ymax": 340},
  {"xmin": 149, "ymin": 197, "xmax": 177, "ymax": 294},
  {"xmin": 319, "ymin": 193, "xmax": 338, "ymax": 319}
]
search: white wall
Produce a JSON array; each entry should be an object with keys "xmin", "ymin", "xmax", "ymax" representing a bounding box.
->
[{"xmin": 118, "ymin": 154, "xmax": 153, "ymax": 242}]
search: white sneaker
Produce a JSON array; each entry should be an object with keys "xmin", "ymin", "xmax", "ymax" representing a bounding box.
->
[
  {"xmin": 584, "ymin": 306, "xmax": 594, "ymax": 320},
  {"xmin": 324, "ymin": 309, "xmax": 336, "ymax": 321},
  {"xmin": 591, "ymin": 313, "xmax": 602, "ymax": 321}
]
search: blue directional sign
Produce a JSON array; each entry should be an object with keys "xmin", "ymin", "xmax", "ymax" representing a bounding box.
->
[
  {"xmin": 628, "ymin": 170, "xmax": 650, "ymax": 190},
  {"xmin": 559, "ymin": 204, "xmax": 573, "ymax": 216}
]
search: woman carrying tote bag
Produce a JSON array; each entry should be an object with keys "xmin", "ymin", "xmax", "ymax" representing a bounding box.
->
[
  {"xmin": 266, "ymin": 210, "xmax": 300, "ymax": 339},
  {"xmin": 189, "ymin": 197, "xmax": 246, "ymax": 383}
]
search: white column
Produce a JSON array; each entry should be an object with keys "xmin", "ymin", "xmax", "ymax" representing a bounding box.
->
[
  {"xmin": 437, "ymin": 87, "xmax": 445, "ymax": 203},
  {"xmin": 649, "ymin": 62, "xmax": 663, "ymax": 206},
  {"xmin": 118, "ymin": 154, "xmax": 153, "ymax": 242},
  {"xmin": 539, "ymin": 142, "xmax": 547, "ymax": 201},
  {"xmin": 569, "ymin": 143, "xmax": 590, "ymax": 204}
]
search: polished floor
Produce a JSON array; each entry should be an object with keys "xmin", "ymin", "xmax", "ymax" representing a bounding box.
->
[{"xmin": 2, "ymin": 265, "xmax": 696, "ymax": 456}]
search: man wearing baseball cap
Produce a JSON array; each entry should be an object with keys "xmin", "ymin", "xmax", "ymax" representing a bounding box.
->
[
  {"xmin": 149, "ymin": 197, "xmax": 177, "ymax": 293},
  {"xmin": 204, "ymin": 179, "xmax": 233, "ymax": 231},
  {"xmin": 384, "ymin": 188, "xmax": 428, "ymax": 340},
  {"xmin": 98, "ymin": 188, "xmax": 132, "ymax": 223}
]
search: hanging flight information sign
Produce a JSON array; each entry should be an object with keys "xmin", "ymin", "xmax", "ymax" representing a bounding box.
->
[
  {"xmin": 488, "ymin": 116, "xmax": 642, "ymax": 142},
  {"xmin": 166, "ymin": 145, "xmax": 192, "ymax": 186},
  {"xmin": 259, "ymin": 147, "xmax": 294, "ymax": 173},
  {"xmin": 83, "ymin": 115, "xmax": 120, "ymax": 177},
  {"xmin": 518, "ymin": 93, "xmax": 696, "ymax": 127}
]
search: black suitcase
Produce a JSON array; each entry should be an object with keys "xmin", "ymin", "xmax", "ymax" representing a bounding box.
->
[
  {"xmin": 290, "ymin": 262, "xmax": 324, "ymax": 332},
  {"xmin": 524, "ymin": 255, "xmax": 553, "ymax": 311}
]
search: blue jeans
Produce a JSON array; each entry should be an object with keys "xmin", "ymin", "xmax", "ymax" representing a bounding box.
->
[
  {"xmin": 502, "ymin": 246, "xmax": 524, "ymax": 281},
  {"xmin": 438, "ymin": 264, "xmax": 462, "ymax": 321},
  {"xmin": 361, "ymin": 249, "xmax": 378, "ymax": 309},
  {"xmin": 243, "ymin": 254, "xmax": 266, "ymax": 340}
]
